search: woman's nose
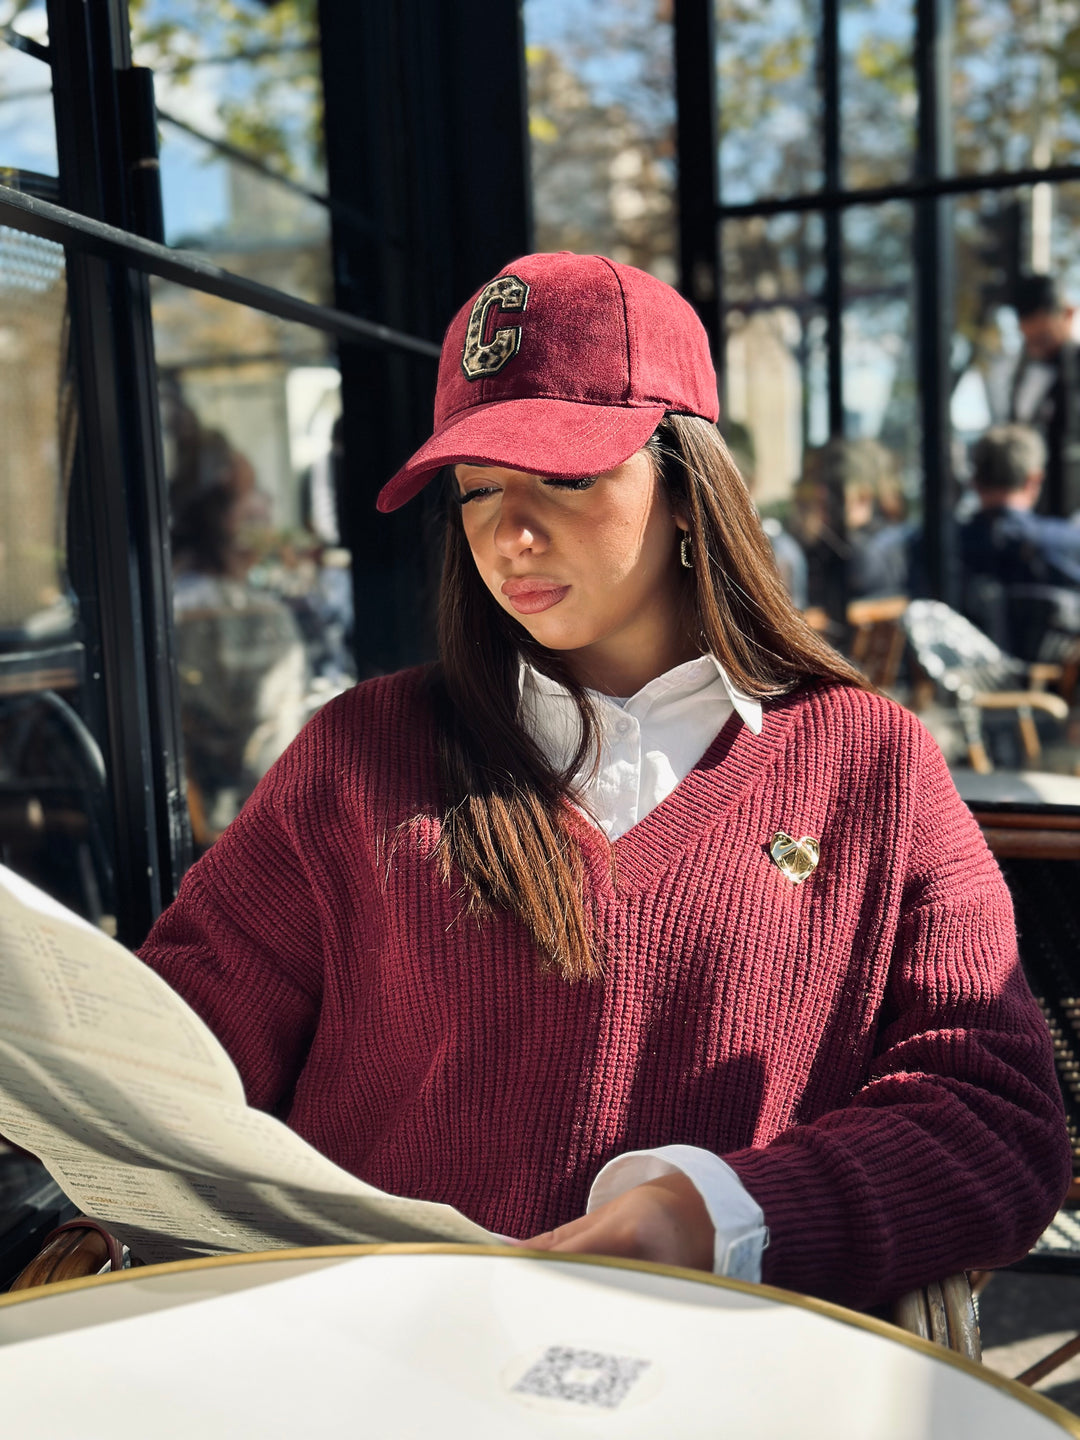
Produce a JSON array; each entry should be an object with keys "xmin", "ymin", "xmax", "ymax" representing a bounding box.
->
[{"xmin": 493, "ymin": 498, "xmax": 547, "ymax": 556}]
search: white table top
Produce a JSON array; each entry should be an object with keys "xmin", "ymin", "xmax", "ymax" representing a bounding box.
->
[
  {"xmin": 952, "ymin": 767, "xmax": 1080, "ymax": 806},
  {"xmin": 0, "ymin": 1245, "xmax": 1076, "ymax": 1439}
]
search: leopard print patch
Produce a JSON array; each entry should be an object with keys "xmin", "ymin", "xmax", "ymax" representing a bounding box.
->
[{"xmin": 461, "ymin": 274, "xmax": 529, "ymax": 380}]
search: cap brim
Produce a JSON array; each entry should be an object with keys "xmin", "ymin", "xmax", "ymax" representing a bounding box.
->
[{"xmin": 375, "ymin": 397, "xmax": 668, "ymax": 512}]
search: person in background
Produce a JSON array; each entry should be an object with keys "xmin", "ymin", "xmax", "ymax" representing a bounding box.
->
[
  {"xmin": 959, "ymin": 423, "xmax": 1080, "ymax": 659},
  {"xmin": 169, "ymin": 429, "xmax": 307, "ymax": 846},
  {"xmin": 721, "ymin": 420, "xmax": 808, "ymax": 610},
  {"xmin": 841, "ymin": 440, "xmax": 911, "ymax": 601},
  {"xmin": 1010, "ymin": 273, "xmax": 1080, "ymax": 518},
  {"xmin": 792, "ymin": 439, "xmax": 910, "ymax": 613},
  {"xmin": 292, "ymin": 415, "xmax": 355, "ymax": 685}
]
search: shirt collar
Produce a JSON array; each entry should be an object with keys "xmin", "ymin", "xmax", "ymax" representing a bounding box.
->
[{"xmin": 520, "ymin": 654, "xmax": 763, "ymax": 737}]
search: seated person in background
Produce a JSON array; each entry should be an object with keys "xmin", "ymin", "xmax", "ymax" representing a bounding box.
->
[
  {"xmin": 792, "ymin": 439, "xmax": 911, "ymax": 614},
  {"xmin": 139, "ymin": 253, "xmax": 1069, "ymax": 1312},
  {"xmin": 170, "ymin": 430, "xmax": 308, "ymax": 844},
  {"xmin": 841, "ymin": 440, "xmax": 911, "ymax": 601},
  {"xmin": 959, "ymin": 423, "xmax": 1080, "ymax": 660},
  {"xmin": 721, "ymin": 419, "xmax": 808, "ymax": 609}
]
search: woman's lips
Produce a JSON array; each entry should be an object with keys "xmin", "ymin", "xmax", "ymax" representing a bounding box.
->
[{"xmin": 500, "ymin": 578, "xmax": 571, "ymax": 615}]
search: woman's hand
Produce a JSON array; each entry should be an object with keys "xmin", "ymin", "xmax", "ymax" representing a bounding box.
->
[{"xmin": 520, "ymin": 1171, "xmax": 715, "ymax": 1272}]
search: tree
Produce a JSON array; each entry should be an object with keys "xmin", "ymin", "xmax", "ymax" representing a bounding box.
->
[
  {"xmin": 526, "ymin": 0, "xmax": 677, "ymax": 277},
  {"xmin": 127, "ymin": 0, "xmax": 323, "ymax": 183}
]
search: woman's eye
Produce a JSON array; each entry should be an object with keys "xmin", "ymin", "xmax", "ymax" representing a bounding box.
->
[
  {"xmin": 544, "ymin": 476, "xmax": 596, "ymax": 492},
  {"xmin": 456, "ymin": 487, "xmax": 498, "ymax": 505}
]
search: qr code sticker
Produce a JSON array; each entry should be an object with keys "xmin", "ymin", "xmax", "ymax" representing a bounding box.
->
[{"xmin": 511, "ymin": 1345, "xmax": 651, "ymax": 1410}]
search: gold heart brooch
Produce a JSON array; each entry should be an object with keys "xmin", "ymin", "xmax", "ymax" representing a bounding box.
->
[{"xmin": 770, "ymin": 831, "xmax": 820, "ymax": 885}]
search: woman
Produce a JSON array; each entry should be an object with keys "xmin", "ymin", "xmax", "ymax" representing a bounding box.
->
[{"xmin": 140, "ymin": 252, "xmax": 1070, "ymax": 1309}]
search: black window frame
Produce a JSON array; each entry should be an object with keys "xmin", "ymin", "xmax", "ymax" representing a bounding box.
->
[
  {"xmin": 0, "ymin": 0, "xmax": 531, "ymax": 944},
  {"xmin": 674, "ymin": 0, "xmax": 1080, "ymax": 617}
]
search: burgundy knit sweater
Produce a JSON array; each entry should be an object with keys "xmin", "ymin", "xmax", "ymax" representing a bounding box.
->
[{"xmin": 139, "ymin": 668, "xmax": 1070, "ymax": 1308}]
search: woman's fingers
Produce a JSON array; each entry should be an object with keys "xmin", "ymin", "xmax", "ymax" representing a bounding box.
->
[
  {"xmin": 524, "ymin": 1214, "xmax": 637, "ymax": 1257},
  {"xmin": 520, "ymin": 1172, "xmax": 714, "ymax": 1271}
]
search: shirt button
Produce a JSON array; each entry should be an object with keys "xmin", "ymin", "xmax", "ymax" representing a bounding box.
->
[{"xmin": 615, "ymin": 718, "xmax": 631, "ymax": 735}]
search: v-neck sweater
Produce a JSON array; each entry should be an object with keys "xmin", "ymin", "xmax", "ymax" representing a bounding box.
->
[
  {"xmin": 138, "ymin": 666, "xmax": 1070, "ymax": 1308},
  {"xmin": 519, "ymin": 652, "xmax": 762, "ymax": 841}
]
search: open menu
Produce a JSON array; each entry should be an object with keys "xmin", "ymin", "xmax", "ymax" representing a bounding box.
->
[{"xmin": 0, "ymin": 865, "xmax": 495, "ymax": 1264}]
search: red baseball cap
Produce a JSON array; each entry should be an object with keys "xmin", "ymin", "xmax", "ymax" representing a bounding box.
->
[{"xmin": 375, "ymin": 251, "xmax": 719, "ymax": 512}]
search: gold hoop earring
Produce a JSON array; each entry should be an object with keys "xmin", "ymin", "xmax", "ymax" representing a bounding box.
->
[{"xmin": 680, "ymin": 533, "xmax": 693, "ymax": 570}]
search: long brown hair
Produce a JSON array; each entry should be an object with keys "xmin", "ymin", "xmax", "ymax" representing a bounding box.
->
[{"xmin": 429, "ymin": 413, "xmax": 871, "ymax": 981}]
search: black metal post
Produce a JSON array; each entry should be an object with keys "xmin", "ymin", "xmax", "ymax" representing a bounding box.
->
[
  {"xmin": 318, "ymin": 0, "xmax": 532, "ymax": 676},
  {"xmin": 820, "ymin": 0, "xmax": 848, "ymax": 625},
  {"xmin": 46, "ymin": 0, "xmax": 190, "ymax": 943},
  {"xmin": 674, "ymin": 0, "xmax": 721, "ymax": 378},
  {"xmin": 822, "ymin": 0, "xmax": 843, "ymax": 439},
  {"xmin": 914, "ymin": 0, "xmax": 956, "ymax": 603}
]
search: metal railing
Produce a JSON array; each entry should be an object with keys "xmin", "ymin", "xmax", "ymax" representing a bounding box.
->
[{"xmin": 0, "ymin": 183, "xmax": 440, "ymax": 357}]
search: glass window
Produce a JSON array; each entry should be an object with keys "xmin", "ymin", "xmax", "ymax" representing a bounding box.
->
[
  {"xmin": 711, "ymin": 0, "xmax": 1080, "ymax": 803},
  {"xmin": 722, "ymin": 211, "xmax": 826, "ymax": 612},
  {"xmin": 952, "ymin": 183, "xmax": 1080, "ymax": 442},
  {"xmin": 0, "ymin": 6, "xmax": 57, "ymax": 188},
  {"xmin": 716, "ymin": 0, "xmax": 823, "ymax": 205},
  {"xmin": 129, "ymin": 0, "xmax": 331, "ymax": 306},
  {"xmin": 952, "ymin": 0, "xmax": 1080, "ymax": 177},
  {"xmin": 940, "ymin": 182, "xmax": 1080, "ymax": 797},
  {"xmin": 841, "ymin": 202, "xmax": 918, "ymax": 600},
  {"xmin": 524, "ymin": 0, "xmax": 677, "ymax": 280},
  {"xmin": 840, "ymin": 0, "xmax": 916, "ymax": 189},
  {"xmin": 0, "ymin": 228, "xmax": 117, "ymax": 923},
  {"xmin": 152, "ymin": 284, "xmax": 354, "ymax": 849}
]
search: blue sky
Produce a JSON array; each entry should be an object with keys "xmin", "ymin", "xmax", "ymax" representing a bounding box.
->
[{"xmin": 0, "ymin": 3, "xmax": 56, "ymax": 177}]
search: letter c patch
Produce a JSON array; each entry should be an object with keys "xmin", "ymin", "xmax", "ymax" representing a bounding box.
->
[{"xmin": 461, "ymin": 275, "xmax": 529, "ymax": 380}]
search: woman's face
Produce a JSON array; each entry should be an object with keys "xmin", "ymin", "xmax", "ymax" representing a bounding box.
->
[{"xmin": 454, "ymin": 449, "xmax": 695, "ymax": 693}]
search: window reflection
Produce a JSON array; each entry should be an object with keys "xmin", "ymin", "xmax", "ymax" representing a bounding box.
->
[
  {"xmin": 129, "ymin": 0, "xmax": 331, "ymax": 305},
  {"xmin": 722, "ymin": 212, "xmax": 826, "ymax": 610},
  {"xmin": 154, "ymin": 293, "xmax": 354, "ymax": 850},
  {"xmin": 839, "ymin": 0, "xmax": 915, "ymax": 189},
  {"xmin": 0, "ymin": 229, "xmax": 114, "ymax": 921},
  {"xmin": 794, "ymin": 438, "xmax": 912, "ymax": 608},
  {"xmin": 169, "ymin": 422, "xmax": 308, "ymax": 843},
  {"xmin": 0, "ymin": 6, "xmax": 56, "ymax": 186},
  {"xmin": 951, "ymin": 0, "xmax": 1080, "ymax": 178},
  {"xmin": 840, "ymin": 203, "xmax": 918, "ymax": 603},
  {"xmin": 843, "ymin": 205, "xmax": 918, "ymax": 483},
  {"xmin": 524, "ymin": 0, "xmax": 677, "ymax": 278},
  {"xmin": 0, "ymin": 229, "xmax": 70, "ymax": 638},
  {"xmin": 939, "ymin": 183, "xmax": 1080, "ymax": 793},
  {"xmin": 716, "ymin": 0, "xmax": 822, "ymax": 204}
]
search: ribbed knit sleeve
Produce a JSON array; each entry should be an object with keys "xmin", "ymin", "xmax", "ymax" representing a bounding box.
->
[
  {"xmin": 138, "ymin": 728, "xmax": 331, "ymax": 1116},
  {"xmin": 724, "ymin": 726, "xmax": 1071, "ymax": 1309}
]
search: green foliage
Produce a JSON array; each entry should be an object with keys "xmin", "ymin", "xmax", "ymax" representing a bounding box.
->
[
  {"xmin": 853, "ymin": 36, "xmax": 910, "ymax": 96},
  {"xmin": 128, "ymin": 0, "xmax": 323, "ymax": 179}
]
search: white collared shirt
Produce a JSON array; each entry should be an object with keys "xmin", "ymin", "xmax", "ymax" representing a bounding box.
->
[
  {"xmin": 1014, "ymin": 360, "xmax": 1056, "ymax": 424},
  {"xmin": 520, "ymin": 654, "xmax": 762, "ymax": 841},
  {"xmin": 518, "ymin": 655, "xmax": 769, "ymax": 1280}
]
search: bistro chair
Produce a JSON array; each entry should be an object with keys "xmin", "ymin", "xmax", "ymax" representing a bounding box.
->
[
  {"xmin": 893, "ymin": 1274, "xmax": 981, "ymax": 1361},
  {"xmin": 902, "ymin": 600, "xmax": 1069, "ymax": 773},
  {"xmin": 846, "ymin": 595, "xmax": 910, "ymax": 691}
]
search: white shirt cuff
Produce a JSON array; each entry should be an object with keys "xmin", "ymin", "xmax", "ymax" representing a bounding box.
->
[{"xmin": 586, "ymin": 1144, "xmax": 768, "ymax": 1283}]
